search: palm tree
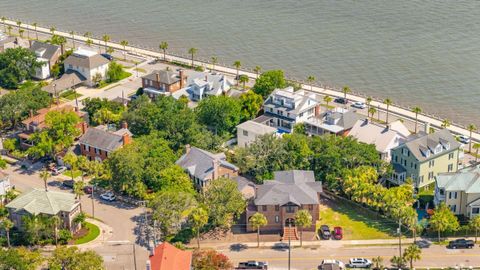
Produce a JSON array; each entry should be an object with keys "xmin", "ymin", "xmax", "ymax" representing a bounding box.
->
[
  {"xmin": 73, "ymin": 181, "xmax": 85, "ymax": 201},
  {"xmin": 120, "ymin": 40, "xmax": 129, "ymax": 60},
  {"xmin": 233, "ymin": 61, "xmax": 242, "ymax": 83},
  {"xmin": 1, "ymin": 17, "xmax": 6, "ymax": 32},
  {"xmin": 50, "ymin": 26, "xmax": 56, "ymax": 35},
  {"xmin": 295, "ymin": 210, "xmax": 312, "ymax": 247},
  {"xmin": 18, "ymin": 29, "xmax": 24, "ymax": 38},
  {"xmin": 441, "ymin": 119, "xmax": 451, "ymax": 128},
  {"xmin": 0, "ymin": 218, "xmax": 13, "ymax": 247},
  {"xmin": 403, "ymin": 244, "xmax": 421, "ymax": 270},
  {"xmin": 211, "ymin": 56, "xmax": 218, "ymax": 72},
  {"xmin": 368, "ymin": 107, "xmax": 377, "ymax": 120},
  {"xmin": 50, "ymin": 215, "xmax": 61, "ymax": 246},
  {"xmin": 371, "ymin": 256, "xmax": 383, "ymax": 270},
  {"xmin": 307, "ymin": 76, "xmax": 315, "ymax": 91},
  {"xmin": 7, "ymin": 25, "xmax": 12, "ymax": 35},
  {"xmin": 473, "ymin": 143, "xmax": 480, "ymax": 163},
  {"xmin": 366, "ymin": 96, "xmax": 373, "ymax": 112},
  {"xmin": 86, "ymin": 38, "xmax": 93, "ymax": 47},
  {"xmin": 69, "ymin": 31, "xmax": 76, "ymax": 49},
  {"xmin": 323, "ymin": 95, "xmax": 333, "ymax": 108},
  {"xmin": 39, "ymin": 167, "xmax": 50, "ymax": 191},
  {"xmin": 16, "ymin": 20, "xmax": 21, "ymax": 35},
  {"xmin": 253, "ymin": 66, "xmax": 262, "ymax": 79},
  {"xmin": 239, "ymin": 75, "xmax": 249, "ymax": 90},
  {"xmin": 189, "ymin": 207, "xmax": 209, "ymax": 249},
  {"xmin": 188, "ymin": 47, "xmax": 198, "ymax": 67},
  {"xmin": 412, "ymin": 106, "xmax": 422, "ymax": 133},
  {"xmin": 32, "ymin": 22, "xmax": 38, "ymax": 40},
  {"xmin": 383, "ymin": 98, "xmax": 393, "ymax": 123},
  {"xmin": 467, "ymin": 124, "xmax": 477, "ymax": 153},
  {"xmin": 102, "ymin": 34, "xmax": 110, "ymax": 53},
  {"xmin": 249, "ymin": 212, "xmax": 268, "ymax": 248},
  {"xmin": 159, "ymin": 41, "xmax": 168, "ymax": 61},
  {"xmin": 342, "ymin": 86, "xmax": 351, "ymax": 108}
]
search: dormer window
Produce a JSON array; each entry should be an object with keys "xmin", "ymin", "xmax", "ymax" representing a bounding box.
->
[
  {"xmin": 402, "ymin": 148, "xmax": 409, "ymax": 156},
  {"xmin": 434, "ymin": 144, "xmax": 442, "ymax": 154}
]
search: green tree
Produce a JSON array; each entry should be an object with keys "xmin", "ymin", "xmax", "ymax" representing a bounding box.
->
[
  {"xmin": 159, "ymin": 41, "xmax": 168, "ymax": 61},
  {"xmin": 192, "ymin": 249, "xmax": 233, "ymax": 270},
  {"xmin": 188, "ymin": 47, "xmax": 198, "ymax": 67},
  {"xmin": 120, "ymin": 40, "xmax": 128, "ymax": 60},
  {"xmin": 383, "ymin": 98, "xmax": 393, "ymax": 124},
  {"xmin": 294, "ymin": 210, "xmax": 312, "ymax": 247},
  {"xmin": 239, "ymin": 74, "xmax": 249, "ymax": 90},
  {"xmin": 63, "ymin": 151, "xmax": 79, "ymax": 181},
  {"xmin": 50, "ymin": 34, "xmax": 67, "ymax": 55},
  {"xmin": 32, "ymin": 22, "xmax": 38, "ymax": 40},
  {"xmin": 253, "ymin": 66, "xmax": 261, "ymax": 78},
  {"xmin": 201, "ymin": 177, "xmax": 246, "ymax": 228},
  {"xmin": 233, "ymin": 61, "xmax": 242, "ymax": 84},
  {"xmin": 342, "ymin": 86, "xmax": 351, "ymax": 108},
  {"xmin": 18, "ymin": 29, "xmax": 24, "ymax": 38},
  {"xmin": 1, "ymin": 17, "xmax": 6, "ymax": 33},
  {"xmin": 371, "ymin": 256, "xmax": 383, "ymax": 270},
  {"xmin": 239, "ymin": 91, "xmax": 263, "ymax": 121},
  {"xmin": 252, "ymin": 70, "xmax": 286, "ymax": 98},
  {"xmin": 44, "ymin": 110, "xmax": 81, "ymax": 153},
  {"xmin": 307, "ymin": 75, "xmax": 315, "ymax": 91},
  {"xmin": 158, "ymin": 165, "xmax": 195, "ymax": 194},
  {"xmin": 16, "ymin": 20, "xmax": 21, "ymax": 34},
  {"xmin": 73, "ymin": 181, "xmax": 85, "ymax": 201},
  {"xmin": 390, "ymin": 256, "xmax": 406, "ymax": 269},
  {"xmin": 49, "ymin": 26, "xmax": 56, "ymax": 35},
  {"xmin": 469, "ymin": 215, "xmax": 480, "ymax": 243},
  {"xmin": 101, "ymin": 34, "xmax": 110, "ymax": 53},
  {"xmin": 403, "ymin": 244, "xmax": 421, "ymax": 270},
  {"xmin": 51, "ymin": 215, "xmax": 61, "ymax": 246},
  {"xmin": 323, "ymin": 95, "xmax": 332, "ymax": 108},
  {"xmin": 106, "ymin": 61, "xmax": 126, "ymax": 83},
  {"xmin": 69, "ymin": 31, "xmax": 76, "ymax": 49},
  {"xmin": 368, "ymin": 107, "xmax": 377, "ymax": 120},
  {"xmin": 249, "ymin": 212, "xmax": 267, "ymax": 248},
  {"xmin": 189, "ymin": 206, "xmax": 209, "ymax": 249},
  {"xmin": 2, "ymin": 138, "xmax": 17, "ymax": 153},
  {"xmin": 366, "ymin": 97, "xmax": 372, "ymax": 112},
  {"xmin": 412, "ymin": 106, "xmax": 422, "ymax": 133},
  {"xmin": 211, "ymin": 56, "xmax": 218, "ymax": 72},
  {"xmin": 473, "ymin": 143, "xmax": 480, "ymax": 163},
  {"xmin": 86, "ymin": 38, "xmax": 93, "ymax": 47},
  {"xmin": 196, "ymin": 95, "xmax": 241, "ymax": 136},
  {"xmin": 0, "ymin": 218, "xmax": 13, "ymax": 247},
  {"xmin": 467, "ymin": 124, "xmax": 477, "ymax": 153},
  {"xmin": 430, "ymin": 202, "xmax": 459, "ymax": 242},
  {"xmin": 0, "ymin": 247, "xmax": 43, "ymax": 270},
  {"xmin": 0, "ymin": 158, "xmax": 6, "ymax": 169},
  {"xmin": 0, "ymin": 48, "xmax": 42, "ymax": 89},
  {"xmin": 441, "ymin": 118, "xmax": 451, "ymax": 128},
  {"xmin": 39, "ymin": 167, "xmax": 50, "ymax": 191},
  {"xmin": 92, "ymin": 108, "xmax": 122, "ymax": 126},
  {"xmin": 82, "ymin": 97, "xmax": 125, "ymax": 124},
  {"xmin": 48, "ymin": 246, "xmax": 105, "ymax": 270},
  {"xmin": 7, "ymin": 25, "xmax": 12, "ymax": 35}
]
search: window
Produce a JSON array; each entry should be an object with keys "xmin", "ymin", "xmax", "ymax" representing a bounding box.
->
[
  {"xmin": 449, "ymin": 192, "xmax": 457, "ymax": 199},
  {"xmin": 439, "ymin": 189, "xmax": 444, "ymax": 196},
  {"xmin": 286, "ymin": 205, "xmax": 295, "ymax": 213},
  {"xmin": 414, "ymin": 164, "xmax": 417, "ymax": 170},
  {"xmin": 299, "ymin": 112, "xmax": 304, "ymax": 117},
  {"xmin": 269, "ymin": 108, "xmax": 273, "ymax": 112},
  {"xmin": 419, "ymin": 176, "xmax": 424, "ymax": 183},
  {"xmin": 449, "ymin": 153, "xmax": 454, "ymax": 160},
  {"xmin": 450, "ymin": 205, "xmax": 457, "ymax": 212},
  {"xmin": 95, "ymin": 148, "xmax": 100, "ymax": 155},
  {"xmin": 429, "ymin": 160, "xmax": 435, "ymax": 168},
  {"xmin": 275, "ymin": 205, "xmax": 279, "ymax": 211},
  {"xmin": 428, "ymin": 171, "xmax": 434, "ymax": 180},
  {"xmin": 410, "ymin": 162, "xmax": 413, "ymax": 168},
  {"xmin": 262, "ymin": 205, "xmax": 267, "ymax": 211},
  {"xmin": 308, "ymin": 205, "xmax": 313, "ymax": 210},
  {"xmin": 403, "ymin": 159, "xmax": 407, "ymax": 166},
  {"xmin": 243, "ymin": 130, "xmax": 248, "ymax": 136},
  {"xmin": 275, "ymin": 215, "xmax": 279, "ymax": 223},
  {"xmin": 473, "ymin": 208, "xmax": 480, "ymax": 214},
  {"xmin": 402, "ymin": 148, "xmax": 409, "ymax": 156},
  {"xmin": 394, "ymin": 155, "xmax": 398, "ymax": 163},
  {"xmin": 448, "ymin": 164, "xmax": 453, "ymax": 172}
]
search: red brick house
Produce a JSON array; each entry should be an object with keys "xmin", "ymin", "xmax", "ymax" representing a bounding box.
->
[
  {"xmin": 142, "ymin": 69, "xmax": 186, "ymax": 98},
  {"xmin": 78, "ymin": 122, "xmax": 132, "ymax": 161},
  {"xmin": 246, "ymin": 170, "xmax": 322, "ymax": 238}
]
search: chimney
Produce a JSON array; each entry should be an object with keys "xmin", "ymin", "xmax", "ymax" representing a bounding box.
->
[
  {"xmin": 156, "ymin": 72, "xmax": 160, "ymax": 84},
  {"xmin": 179, "ymin": 69, "xmax": 185, "ymax": 88},
  {"xmin": 122, "ymin": 133, "xmax": 131, "ymax": 146},
  {"xmin": 212, "ymin": 159, "xmax": 220, "ymax": 180},
  {"xmin": 314, "ymin": 105, "xmax": 321, "ymax": 117},
  {"xmin": 185, "ymin": 144, "xmax": 191, "ymax": 154},
  {"xmin": 121, "ymin": 121, "xmax": 128, "ymax": 130},
  {"xmin": 81, "ymin": 122, "xmax": 88, "ymax": 134}
]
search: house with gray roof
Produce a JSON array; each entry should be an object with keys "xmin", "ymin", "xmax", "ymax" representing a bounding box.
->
[
  {"xmin": 64, "ymin": 47, "xmax": 110, "ymax": 87},
  {"xmin": 434, "ymin": 165, "xmax": 480, "ymax": 218},
  {"xmin": 171, "ymin": 70, "xmax": 234, "ymax": 101},
  {"xmin": 6, "ymin": 188, "xmax": 82, "ymax": 232},
  {"xmin": 305, "ymin": 108, "xmax": 365, "ymax": 136},
  {"xmin": 176, "ymin": 145, "xmax": 239, "ymax": 189},
  {"xmin": 29, "ymin": 41, "xmax": 61, "ymax": 79},
  {"xmin": 263, "ymin": 87, "xmax": 320, "ymax": 133},
  {"xmin": 79, "ymin": 122, "xmax": 132, "ymax": 161},
  {"xmin": 142, "ymin": 69, "xmax": 186, "ymax": 98},
  {"xmin": 390, "ymin": 128, "xmax": 462, "ymax": 188},
  {"xmin": 246, "ymin": 170, "xmax": 322, "ymax": 234}
]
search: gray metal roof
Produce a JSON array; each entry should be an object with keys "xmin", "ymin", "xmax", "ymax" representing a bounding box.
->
[
  {"xmin": 254, "ymin": 170, "xmax": 322, "ymax": 206},
  {"xmin": 6, "ymin": 188, "xmax": 79, "ymax": 215},
  {"xmin": 142, "ymin": 70, "xmax": 180, "ymax": 85},
  {"xmin": 400, "ymin": 129, "xmax": 460, "ymax": 162},
  {"xmin": 79, "ymin": 126, "xmax": 128, "ymax": 152},
  {"xmin": 176, "ymin": 147, "xmax": 239, "ymax": 181},
  {"xmin": 64, "ymin": 51, "xmax": 109, "ymax": 70},
  {"xmin": 237, "ymin": 120, "xmax": 277, "ymax": 135},
  {"xmin": 29, "ymin": 41, "xmax": 60, "ymax": 61},
  {"xmin": 436, "ymin": 166, "xmax": 480, "ymax": 193}
]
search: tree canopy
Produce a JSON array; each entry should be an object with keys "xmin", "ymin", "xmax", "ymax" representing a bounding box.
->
[
  {"xmin": 252, "ymin": 70, "xmax": 287, "ymax": 98},
  {"xmin": 0, "ymin": 247, "xmax": 43, "ymax": 270},
  {"xmin": 48, "ymin": 246, "xmax": 105, "ymax": 270},
  {"xmin": 238, "ymin": 91, "xmax": 263, "ymax": 121},
  {"xmin": 192, "ymin": 249, "xmax": 233, "ymax": 270},
  {"xmin": 195, "ymin": 95, "xmax": 242, "ymax": 136},
  {"xmin": 0, "ymin": 48, "xmax": 42, "ymax": 89}
]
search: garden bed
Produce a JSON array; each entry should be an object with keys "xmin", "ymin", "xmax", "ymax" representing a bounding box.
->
[{"xmin": 73, "ymin": 222, "xmax": 100, "ymax": 245}]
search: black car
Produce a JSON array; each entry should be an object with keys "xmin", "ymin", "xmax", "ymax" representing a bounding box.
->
[
  {"xmin": 62, "ymin": 180, "xmax": 75, "ymax": 189},
  {"xmin": 448, "ymin": 239, "xmax": 474, "ymax": 249},
  {"xmin": 319, "ymin": 225, "xmax": 331, "ymax": 240},
  {"xmin": 334, "ymin": 97, "xmax": 348, "ymax": 104},
  {"xmin": 237, "ymin": 261, "xmax": 268, "ymax": 269},
  {"xmin": 101, "ymin": 53, "xmax": 114, "ymax": 61}
]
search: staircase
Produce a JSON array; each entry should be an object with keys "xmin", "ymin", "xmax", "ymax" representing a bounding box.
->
[{"xmin": 282, "ymin": 226, "xmax": 299, "ymax": 241}]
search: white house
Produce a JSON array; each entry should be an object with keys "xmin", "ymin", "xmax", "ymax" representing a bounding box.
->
[
  {"xmin": 29, "ymin": 41, "xmax": 61, "ymax": 79},
  {"xmin": 172, "ymin": 70, "xmax": 235, "ymax": 101},
  {"xmin": 0, "ymin": 171, "xmax": 12, "ymax": 199},
  {"xmin": 236, "ymin": 120, "xmax": 278, "ymax": 147},
  {"xmin": 262, "ymin": 87, "xmax": 319, "ymax": 133},
  {"xmin": 64, "ymin": 48, "xmax": 110, "ymax": 87}
]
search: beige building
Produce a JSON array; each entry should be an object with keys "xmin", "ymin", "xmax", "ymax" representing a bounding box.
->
[
  {"xmin": 390, "ymin": 129, "xmax": 462, "ymax": 188},
  {"xmin": 236, "ymin": 120, "xmax": 278, "ymax": 147},
  {"xmin": 434, "ymin": 166, "xmax": 480, "ymax": 218}
]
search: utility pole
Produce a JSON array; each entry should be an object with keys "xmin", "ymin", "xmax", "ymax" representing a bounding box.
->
[
  {"xmin": 72, "ymin": 79, "xmax": 79, "ymax": 108},
  {"xmin": 91, "ymin": 183, "xmax": 96, "ymax": 219},
  {"xmin": 288, "ymin": 222, "xmax": 291, "ymax": 270},
  {"xmin": 132, "ymin": 243, "xmax": 138, "ymax": 270}
]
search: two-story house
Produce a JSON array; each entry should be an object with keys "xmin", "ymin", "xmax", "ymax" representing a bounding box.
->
[
  {"xmin": 390, "ymin": 129, "xmax": 461, "ymax": 188},
  {"xmin": 246, "ymin": 170, "xmax": 322, "ymax": 239},
  {"xmin": 29, "ymin": 41, "xmax": 61, "ymax": 79},
  {"xmin": 434, "ymin": 166, "xmax": 480, "ymax": 218},
  {"xmin": 64, "ymin": 48, "xmax": 110, "ymax": 87},
  {"xmin": 176, "ymin": 145, "xmax": 239, "ymax": 189},
  {"xmin": 78, "ymin": 122, "xmax": 132, "ymax": 161},
  {"xmin": 263, "ymin": 87, "xmax": 320, "ymax": 133},
  {"xmin": 304, "ymin": 108, "xmax": 365, "ymax": 136},
  {"xmin": 174, "ymin": 70, "xmax": 234, "ymax": 101},
  {"xmin": 236, "ymin": 119, "xmax": 278, "ymax": 147},
  {"xmin": 142, "ymin": 70, "xmax": 186, "ymax": 98}
]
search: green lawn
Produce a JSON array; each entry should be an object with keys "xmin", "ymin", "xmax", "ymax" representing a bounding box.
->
[
  {"xmin": 74, "ymin": 222, "xmax": 100, "ymax": 245},
  {"xmin": 320, "ymin": 199, "xmax": 397, "ymax": 240},
  {"xmin": 60, "ymin": 89, "xmax": 83, "ymax": 100},
  {"xmin": 63, "ymin": 169, "xmax": 82, "ymax": 179}
]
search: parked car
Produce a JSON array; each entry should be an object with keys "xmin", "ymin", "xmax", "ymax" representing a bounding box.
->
[
  {"xmin": 448, "ymin": 239, "xmax": 474, "ymax": 249},
  {"xmin": 62, "ymin": 180, "xmax": 75, "ymax": 189},
  {"xmin": 318, "ymin": 259, "xmax": 345, "ymax": 270},
  {"xmin": 101, "ymin": 53, "xmax": 114, "ymax": 61},
  {"xmin": 52, "ymin": 166, "xmax": 67, "ymax": 175},
  {"xmin": 458, "ymin": 135, "xmax": 470, "ymax": 144},
  {"xmin": 334, "ymin": 98, "xmax": 348, "ymax": 105},
  {"xmin": 84, "ymin": 185, "xmax": 93, "ymax": 194},
  {"xmin": 348, "ymin": 258, "xmax": 372, "ymax": 268},
  {"xmin": 100, "ymin": 191, "xmax": 116, "ymax": 202},
  {"xmin": 332, "ymin": 226, "xmax": 343, "ymax": 240},
  {"xmin": 319, "ymin": 225, "xmax": 331, "ymax": 240},
  {"xmin": 272, "ymin": 242, "xmax": 289, "ymax": 251},
  {"xmin": 351, "ymin": 102, "xmax": 366, "ymax": 109},
  {"xmin": 236, "ymin": 261, "xmax": 268, "ymax": 269}
]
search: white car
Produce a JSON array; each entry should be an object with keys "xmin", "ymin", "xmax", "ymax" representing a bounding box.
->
[
  {"xmin": 52, "ymin": 166, "xmax": 67, "ymax": 175},
  {"xmin": 100, "ymin": 192, "xmax": 116, "ymax": 202},
  {"xmin": 348, "ymin": 258, "xmax": 372, "ymax": 268},
  {"xmin": 351, "ymin": 102, "xmax": 366, "ymax": 109},
  {"xmin": 458, "ymin": 135, "xmax": 470, "ymax": 144},
  {"xmin": 320, "ymin": 259, "xmax": 346, "ymax": 270}
]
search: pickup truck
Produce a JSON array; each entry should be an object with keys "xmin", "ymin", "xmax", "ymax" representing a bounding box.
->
[
  {"xmin": 236, "ymin": 261, "xmax": 268, "ymax": 269},
  {"xmin": 448, "ymin": 239, "xmax": 474, "ymax": 249}
]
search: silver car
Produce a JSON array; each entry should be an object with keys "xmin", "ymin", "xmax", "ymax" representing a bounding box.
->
[{"xmin": 348, "ymin": 258, "xmax": 372, "ymax": 268}]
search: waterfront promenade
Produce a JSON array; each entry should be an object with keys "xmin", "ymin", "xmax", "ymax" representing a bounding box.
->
[{"xmin": 3, "ymin": 18, "xmax": 480, "ymax": 142}]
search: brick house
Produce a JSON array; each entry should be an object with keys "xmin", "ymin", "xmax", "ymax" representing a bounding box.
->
[
  {"xmin": 246, "ymin": 170, "xmax": 322, "ymax": 238},
  {"xmin": 176, "ymin": 145, "xmax": 239, "ymax": 189},
  {"xmin": 78, "ymin": 122, "xmax": 132, "ymax": 161},
  {"xmin": 142, "ymin": 69, "xmax": 186, "ymax": 98}
]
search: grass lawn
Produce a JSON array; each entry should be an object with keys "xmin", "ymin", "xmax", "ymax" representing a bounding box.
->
[
  {"xmin": 74, "ymin": 222, "xmax": 100, "ymax": 244},
  {"xmin": 60, "ymin": 89, "xmax": 83, "ymax": 100},
  {"xmin": 99, "ymin": 71, "xmax": 133, "ymax": 89},
  {"xmin": 320, "ymin": 198, "xmax": 397, "ymax": 240},
  {"xmin": 63, "ymin": 169, "xmax": 82, "ymax": 179},
  {"xmin": 133, "ymin": 67, "xmax": 147, "ymax": 74}
]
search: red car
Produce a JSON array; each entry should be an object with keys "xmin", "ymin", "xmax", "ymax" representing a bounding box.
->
[
  {"xmin": 333, "ymin": 226, "xmax": 343, "ymax": 240},
  {"xmin": 83, "ymin": 186, "xmax": 93, "ymax": 194}
]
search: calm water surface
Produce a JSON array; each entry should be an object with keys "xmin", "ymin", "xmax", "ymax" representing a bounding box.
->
[{"xmin": 1, "ymin": 0, "xmax": 480, "ymax": 125}]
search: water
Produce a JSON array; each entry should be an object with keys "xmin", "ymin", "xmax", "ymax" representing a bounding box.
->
[{"xmin": 1, "ymin": 0, "xmax": 480, "ymax": 125}]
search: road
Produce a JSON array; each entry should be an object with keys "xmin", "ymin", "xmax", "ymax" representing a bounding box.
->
[{"xmin": 221, "ymin": 244, "xmax": 480, "ymax": 270}]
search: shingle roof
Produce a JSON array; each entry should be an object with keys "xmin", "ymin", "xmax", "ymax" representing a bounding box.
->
[
  {"xmin": 41, "ymin": 70, "xmax": 86, "ymax": 94},
  {"xmin": 64, "ymin": 49, "xmax": 109, "ymax": 70},
  {"xmin": 349, "ymin": 119, "xmax": 410, "ymax": 153},
  {"xmin": 176, "ymin": 147, "xmax": 239, "ymax": 181},
  {"xmin": 142, "ymin": 70, "xmax": 180, "ymax": 85},
  {"xmin": 401, "ymin": 129, "xmax": 460, "ymax": 162},
  {"xmin": 150, "ymin": 242, "xmax": 192, "ymax": 270},
  {"xmin": 79, "ymin": 126, "xmax": 127, "ymax": 152},
  {"xmin": 237, "ymin": 120, "xmax": 277, "ymax": 135},
  {"xmin": 436, "ymin": 166, "xmax": 480, "ymax": 193},
  {"xmin": 183, "ymin": 70, "xmax": 234, "ymax": 96},
  {"xmin": 6, "ymin": 188, "xmax": 79, "ymax": 215},
  {"xmin": 254, "ymin": 170, "xmax": 322, "ymax": 206},
  {"xmin": 29, "ymin": 41, "xmax": 60, "ymax": 61},
  {"xmin": 264, "ymin": 87, "xmax": 318, "ymax": 114}
]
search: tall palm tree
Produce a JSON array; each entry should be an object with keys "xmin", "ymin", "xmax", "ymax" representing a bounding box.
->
[
  {"xmin": 0, "ymin": 218, "xmax": 13, "ymax": 247},
  {"xmin": 159, "ymin": 41, "xmax": 168, "ymax": 61},
  {"xmin": 49, "ymin": 26, "xmax": 56, "ymax": 35},
  {"xmin": 6, "ymin": 25, "xmax": 12, "ymax": 36},
  {"xmin": 18, "ymin": 29, "xmax": 24, "ymax": 38},
  {"xmin": 86, "ymin": 38, "xmax": 93, "ymax": 47},
  {"xmin": 403, "ymin": 244, "xmax": 421, "ymax": 270},
  {"xmin": 233, "ymin": 60, "xmax": 242, "ymax": 83},
  {"xmin": 73, "ymin": 181, "xmax": 85, "ymax": 201},
  {"xmin": 368, "ymin": 107, "xmax": 377, "ymax": 120},
  {"xmin": 342, "ymin": 86, "xmax": 351, "ymax": 108},
  {"xmin": 372, "ymin": 256, "xmax": 383, "ymax": 270},
  {"xmin": 102, "ymin": 34, "xmax": 110, "ymax": 53},
  {"xmin": 119, "ymin": 40, "xmax": 129, "ymax": 60},
  {"xmin": 441, "ymin": 119, "xmax": 451, "ymax": 128},
  {"xmin": 383, "ymin": 98, "xmax": 393, "ymax": 124},
  {"xmin": 253, "ymin": 66, "xmax": 262, "ymax": 79},
  {"xmin": 211, "ymin": 56, "xmax": 218, "ymax": 72},
  {"xmin": 69, "ymin": 31, "xmax": 76, "ymax": 49},
  {"xmin": 323, "ymin": 95, "xmax": 333, "ymax": 108},
  {"xmin": 1, "ymin": 17, "xmax": 6, "ymax": 32},
  {"xmin": 32, "ymin": 22, "xmax": 38, "ymax": 40},
  {"xmin": 467, "ymin": 124, "xmax": 477, "ymax": 153},
  {"xmin": 50, "ymin": 215, "xmax": 61, "ymax": 246},
  {"xmin": 307, "ymin": 76, "xmax": 315, "ymax": 91},
  {"xmin": 16, "ymin": 20, "xmax": 21, "ymax": 35},
  {"xmin": 366, "ymin": 96, "xmax": 372, "ymax": 112},
  {"xmin": 473, "ymin": 143, "xmax": 480, "ymax": 163},
  {"xmin": 39, "ymin": 167, "xmax": 50, "ymax": 191},
  {"xmin": 249, "ymin": 212, "xmax": 267, "ymax": 248},
  {"xmin": 412, "ymin": 106, "xmax": 422, "ymax": 133},
  {"xmin": 239, "ymin": 75, "xmax": 249, "ymax": 90},
  {"xmin": 188, "ymin": 47, "xmax": 198, "ymax": 67}
]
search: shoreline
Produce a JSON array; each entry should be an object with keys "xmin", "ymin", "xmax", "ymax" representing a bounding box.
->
[{"xmin": 2, "ymin": 18, "xmax": 480, "ymax": 142}]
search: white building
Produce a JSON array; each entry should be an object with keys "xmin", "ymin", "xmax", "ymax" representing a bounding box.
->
[
  {"xmin": 236, "ymin": 120, "xmax": 278, "ymax": 147},
  {"xmin": 262, "ymin": 87, "xmax": 319, "ymax": 133},
  {"xmin": 64, "ymin": 48, "xmax": 110, "ymax": 87},
  {"xmin": 29, "ymin": 41, "xmax": 61, "ymax": 80},
  {"xmin": 0, "ymin": 171, "xmax": 11, "ymax": 199},
  {"xmin": 172, "ymin": 70, "xmax": 235, "ymax": 101}
]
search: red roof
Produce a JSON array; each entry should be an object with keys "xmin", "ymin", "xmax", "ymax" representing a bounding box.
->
[{"xmin": 150, "ymin": 242, "xmax": 192, "ymax": 270}]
